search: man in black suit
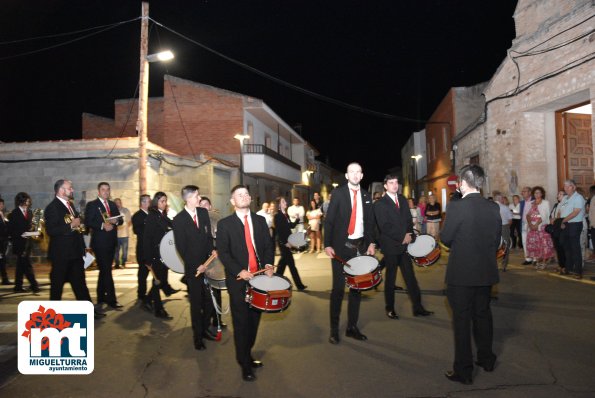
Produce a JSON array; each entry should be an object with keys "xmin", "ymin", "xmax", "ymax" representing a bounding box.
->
[
  {"xmin": 44, "ymin": 180, "xmax": 105, "ymax": 318},
  {"xmin": 441, "ymin": 165, "xmax": 501, "ymax": 385},
  {"xmin": 217, "ymin": 185, "xmax": 275, "ymax": 382},
  {"xmin": 172, "ymin": 185, "xmax": 216, "ymax": 349},
  {"xmin": 132, "ymin": 194, "xmax": 151, "ymax": 303},
  {"xmin": 0, "ymin": 198, "xmax": 11, "ymax": 285},
  {"xmin": 324, "ymin": 162, "xmax": 376, "ymax": 344},
  {"xmin": 374, "ymin": 174, "xmax": 433, "ymax": 319},
  {"xmin": 84, "ymin": 182, "xmax": 123, "ymax": 309},
  {"xmin": 8, "ymin": 192, "xmax": 40, "ymax": 293}
]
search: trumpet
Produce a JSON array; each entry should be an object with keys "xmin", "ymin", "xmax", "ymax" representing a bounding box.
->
[
  {"xmin": 64, "ymin": 213, "xmax": 86, "ymax": 234},
  {"xmin": 30, "ymin": 208, "xmax": 44, "ymax": 240}
]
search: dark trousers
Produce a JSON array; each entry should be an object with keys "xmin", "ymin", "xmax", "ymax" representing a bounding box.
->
[
  {"xmin": 228, "ymin": 281, "xmax": 261, "ymax": 368},
  {"xmin": 14, "ymin": 253, "xmax": 38, "ymax": 290},
  {"xmin": 447, "ymin": 285, "xmax": 496, "ymax": 379},
  {"xmin": 276, "ymin": 243, "xmax": 305, "ymax": 289},
  {"xmin": 114, "ymin": 237, "xmax": 129, "ymax": 266},
  {"xmin": 187, "ymin": 274, "xmax": 214, "ymax": 340},
  {"xmin": 94, "ymin": 245, "xmax": 117, "ymax": 304},
  {"xmin": 590, "ymin": 227, "xmax": 595, "ymax": 256},
  {"xmin": 330, "ymin": 244, "xmax": 361, "ymax": 332},
  {"xmin": 147, "ymin": 260, "xmax": 167, "ymax": 310},
  {"xmin": 561, "ymin": 222, "xmax": 583, "ymax": 275},
  {"xmin": 510, "ymin": 219, "xmax": 522, "ymax": 248},
  {"xmin": 50, "ymin": 257, "xmax": 92, "ymax": 301},
  {"xmin": 0, "ymin": 255, "xmax": 9, "ymax": 283},
  {"xmin": 383, "ymin": 252, "xmax": 422, "ymax": 312},
  {"xmin": 552, "ymin": 234, "xmax": 566, "ymax": 268},
  {"xmin": 137, "ymin": 248, "xmax": 149, "ymax": 299}
]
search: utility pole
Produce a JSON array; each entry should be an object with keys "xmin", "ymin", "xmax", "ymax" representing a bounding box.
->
[{"xmin": 137, "ymin": 2, "xmax": 149, "ymax": 195}]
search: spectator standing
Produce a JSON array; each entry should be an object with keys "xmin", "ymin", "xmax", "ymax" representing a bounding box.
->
[
  {"xmin": 559, "ymin": 180, "xmax": 586, "ymax": 279},
  {"xmin": 494, "ymin": 193, "xmax": 512, "ymax": 271},
  {"xmin": 525, "ymin": 187, "xmax": 554, "ymax": 269},
  {"xmin": 520, "ymin": 186, "xmax": 534, "ymax": 265},
  {"xmin": 425, "ymin": 194, "xmax": 441, "ymax": 240},
  {"xmin": 114, "ymin": 198, "xmax": 131, "ymax": 269},
  {"xmin": 287, "ymin": 198, "xmax": 306, "ymax": 233},
  {"xmin": 509, "ymin": 195, "xmax": 522, "ymax": 249},
  {"xmin": 306, "ymin": 199, "xmax": 323, "ymax": 253},
  {"xmin": 417, "ymin": 195, "xmax": 427, "ymax": 234}
]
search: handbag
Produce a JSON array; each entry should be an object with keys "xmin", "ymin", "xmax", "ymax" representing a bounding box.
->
[{"xmin": 545, "ymin": 218, "xmax": 563, "ymax": 238}]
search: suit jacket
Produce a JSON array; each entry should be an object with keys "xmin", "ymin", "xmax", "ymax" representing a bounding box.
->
[
  {"xmin": 374, "ymin": 193, "xmax": 413, "ymax": 256},
  {"xmin": 84, "ymin": 198, "xmax": 122, "ymax": 249},
  {"xmin": 217, "ymin": 212, "xmax": 274, "ymax": 281},
  {"xmin": 132, "ymin": 209, "xmax": 148, "ymax": 255},
  {"xmin": 8, "ymin": 207, "xmax": 32, "ymax": 255},
  {"xmin": 0, "ymin": 213, "xmax": 8, "ymax": 253},
  {"xmin": 143, "ymin": 209, "xmax": 172, "ymax": 264},
  {"xmin": 44, "ymin": 198, "xmax": 85, "ymax": 262},
  {"xmin": 440, "ymin": 192, "xmax": 502, "ymax": 286},
  {"xmin": 172, "ymin": 208, "xmax": 213, "ymax": 276},
  {"xmin": 273, "ymin": 211, "xmax": 298, "ymax": 245},
  {"xmin": 323, "ymin": 184, "xmax": 375, "ymax": 251}
]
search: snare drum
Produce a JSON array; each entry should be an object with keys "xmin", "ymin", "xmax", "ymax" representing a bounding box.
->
[
  {"xmin": 245, "ymin": 275, "xmax": 292, "ymax": 313},
  {"xmin": 343, "ymin": 255, "xmax": 382, "ymax": 290},
  {"xmin": 287, "ymin": 232, "xmax": 309, "ymax": 249},
  {"xmin": 407, "ymin": 234, "xmax": 441, "ymax": 267},
  {"xmin": 205, "ymin": 258, "xmax": 227, "ymax": 290},
  {"xmin": 159, "ymin": 230, "xmax": 185, "ymax": 273}
]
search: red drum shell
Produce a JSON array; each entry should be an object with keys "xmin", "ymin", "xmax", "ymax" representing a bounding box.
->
[{"xmin": 245, "ymin": 275, "xmax": 292, "ymax": 313}]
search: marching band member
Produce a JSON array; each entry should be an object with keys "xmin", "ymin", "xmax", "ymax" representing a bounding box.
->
[
  {"xmin": 273, "ymin": 196, "xmax": 307, "ymax": 290},
  {"xmin": 172, "ymin": 186, "xmax": 216, "ymax": 350},
  {"xmin": 8, "ymin": 192, "xmax": 40, "ymax": 293},
  {"xmin": 216, "ymin": 185, "xmax": 274, "ymax": 381}
]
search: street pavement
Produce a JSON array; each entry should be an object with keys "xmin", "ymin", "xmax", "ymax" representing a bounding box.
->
[{"xmin": 0, "ymin": 249, "xmax": 594, "ymax": 398}]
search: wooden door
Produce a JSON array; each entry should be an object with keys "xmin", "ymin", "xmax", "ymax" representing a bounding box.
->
[{"xmin": 558, "ymin": 112, "xmax": 593, "ymax": 194}]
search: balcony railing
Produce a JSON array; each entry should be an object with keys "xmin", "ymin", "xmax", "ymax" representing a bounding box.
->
[{"xmin": 243, "ymin": 144, "xmax": 300, "ymax": 170}]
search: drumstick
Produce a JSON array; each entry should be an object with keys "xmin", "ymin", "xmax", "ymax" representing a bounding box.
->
[
  {"xmin": 332, "ymin": 254, "xmax": 352, "ymax": 268},
  {"xmin": 236, "ymin": 264, "xmax": 278, "ymax": 280},
  {"xmin": 195, "ymin": 252, "xmax": 218, "ymax": 277}
]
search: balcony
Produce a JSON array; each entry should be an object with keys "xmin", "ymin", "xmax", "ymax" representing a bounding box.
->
[{"xmin": 242, "ymin": 144, "xmax": 302, "ymax": 184}]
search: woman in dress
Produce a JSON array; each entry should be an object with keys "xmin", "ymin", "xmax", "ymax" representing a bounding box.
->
[
  {"xmin": 306, "ymin": 199, "xmax": 322, "ymax": 253},
  {"xmin": 525, "ymin": 186, "xmax": 555, "ymax": 269}
]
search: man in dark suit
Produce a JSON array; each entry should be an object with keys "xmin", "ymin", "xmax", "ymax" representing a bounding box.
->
[
  {"xmin": 324, "ymin": 162, "xmax": 376, "ymax": 344},
  {"xmin": 8, "ymin": 192, "xmax": 40, "ymax": 293},
  {"xmin": 0, "ymin": 198, "xmax": 12, "ymax": 285},
  {"xmin": 441, "ymin": 164, "xmax": 501, "ymax": 385},
  {"xmin": 217, "ymin": 185, "xmax": 275, "ymax": 382},
  {"xmin": 173, "ymin": 185, "xmax": 216, "ymax": 350},
  {"xmin": 44, "ymin": 180, "xmax": 106, "ymax": 318},
  {"xmin": 374, "ymin": 174, "xmax": 433, "ymax": 319},
  {"xmin": 132, "ymin": 194, "xmax": 151, "ymax": 303},
  {"xmin": 84, "ymin": 182, "xmax": 123, "ymax": 309}
]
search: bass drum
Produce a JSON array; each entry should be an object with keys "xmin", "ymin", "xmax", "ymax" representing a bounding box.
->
[
  {"xmin": 407, "ymin": 234, "xmax": 441, "ymax": 267},
  {"xmin": 159, "ymin": 230, "xmax": 185, "ymax": 274}
]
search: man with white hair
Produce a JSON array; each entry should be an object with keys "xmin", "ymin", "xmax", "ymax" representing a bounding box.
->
[
  {"xmin": 494, "ymin": 192, "xmax": 512, "ymax": 271},
  {"xmin": 559, "ymin": 179, "xmax": 586, "ymax": 279}
]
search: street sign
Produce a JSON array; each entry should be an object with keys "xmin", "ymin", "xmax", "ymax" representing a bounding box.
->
[{"xmin": 446, "ymin": 175, "xmax": 458, "ymax": 190}]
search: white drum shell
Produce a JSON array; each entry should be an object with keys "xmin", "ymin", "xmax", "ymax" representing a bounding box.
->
[
  {"xmin": 159, "ymin": 230, "xmax": 185, "ymax": 274},
  {"xmin": 407, "ymin": 235, "xmax": 436, "ymax": 258}
]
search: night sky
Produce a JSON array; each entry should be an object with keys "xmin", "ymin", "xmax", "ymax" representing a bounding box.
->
[{"xmin": 0, "ymin": 0, "xmax": 518, "ymax": 183}]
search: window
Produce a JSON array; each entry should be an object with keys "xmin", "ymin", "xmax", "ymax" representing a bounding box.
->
[
  {"xmin": 265, "ymin": 134, "xmax": 272, "ymax": 149},
  {"xmin": 247, "ymin": 121, "xmax": 254, "ymax": 143},
  {"xmin": 470, "ymin": 154, "xmax": 479, "ymax": 165}
]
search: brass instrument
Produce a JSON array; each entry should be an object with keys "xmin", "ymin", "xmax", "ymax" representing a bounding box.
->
[
  {"xmin": 64, "ymin": 213, "xmax": 86, "ymax": 234},
  {"xmin": 30, "ymin": 209, "xmax": 44, "ymax": 240}
]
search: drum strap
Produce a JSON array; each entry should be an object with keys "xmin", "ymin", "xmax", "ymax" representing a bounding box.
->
[{"xmin": 206, "ymin": 280, "xmax": 230, "ymax": 316}]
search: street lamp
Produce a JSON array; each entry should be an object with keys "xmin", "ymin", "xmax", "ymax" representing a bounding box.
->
[
  {"xmin": 410, "ymin": 154, "xmax": 422, "ymax": 199},
  {"xmin": 234, "ymin": 133, "xmax": 250, "ymax": 185}
]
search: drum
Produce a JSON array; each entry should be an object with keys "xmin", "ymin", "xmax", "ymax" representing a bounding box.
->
[
  {"xmin": 343, "ymin": 255, "xmax": 382, "ymax": 290},
  {"xmin": 159, "ymin": 230, "xmax": 185, "ymax": 274},
  {"xmin": 407, "ymin": 234, "xmax": 441, "ymax": 267},
  {"xmin": 205, "ymin": 258, "xmax": 227, "ymax": 290},
  {"xmin": 496, "ymin": 237, "xmax": 507, "ymax": 259},
  {"xmin": 287, "ymin": 232, "xmax": 309, "ymax": 249},
  {"xmin": 245, "ymin": 275, "xmax": 292, "ymax": 313}
]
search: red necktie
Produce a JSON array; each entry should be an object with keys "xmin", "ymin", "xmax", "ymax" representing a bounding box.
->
[
  {"xmin": 103, "ymin": 200, "xmax": 111, "ymax": 217},
  {"xmin": 23, "ymin": 210, "xmax": 28, "ymax": 220},
  {"xmin": 395, "ymin": 195, "xmax": 400, "ymax": 209},
  {"xmin": 244, "ymin": 215, "xmax": 258, "ymax": 273},
  {"xmin": 66, "ymin": 201, "xmax": 74, "ymax": 216},
  {"xmin": 347, "ymin": 189, "xmax": 358, "ymax": 235},
  {"xmin": 193, "ymin": 214, "xmax": 199, "ymax": 228}
]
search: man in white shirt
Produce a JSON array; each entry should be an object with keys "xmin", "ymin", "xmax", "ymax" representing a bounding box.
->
[{"xmin": 287, "ymin": 198, "xmax": 305, "ymax": 233}]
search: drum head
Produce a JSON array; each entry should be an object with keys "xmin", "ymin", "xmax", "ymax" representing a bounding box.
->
[
  {"xmin": 408, "ymin": 235, "xmax": 436, "ymax": 257},
  {"xmin": 344, "ymin": 255, "xmax": 379, "ymax": 275},
  {"xmin": 250, "ymin": 275, "xmax": 291, "ymax": 291},
  {"xmin": 288, "ymin": 232, "xmax": 308, "ymax": 248},
  {"xmin": 159, "ymin": 230, "xmax": 185, "ymax": 274},
  {"xmin": 205, "ymin": 258, "xmax": 225, "ymax": 280}
]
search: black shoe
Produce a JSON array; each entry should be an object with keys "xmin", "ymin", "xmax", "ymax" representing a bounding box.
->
[
  {"xmin": 108, "ymin": 302, "xmax": 124, "ymax": 309},
  {"xmin": 475, "ymin": 361, "xmax": 495, "ymax": 372},
  {"xmin": 164, "ymin": 288, "xmax": 180, "ymax": 297},
  {"xmin": 203, "ymin": 330, "xmax": 217, "ymax": 341},
  {"xmin": 395, "ymin": 286, "xmax": 404, "ymax": 291},
  {"xmin": 445, "ymin": 370, "xmax": 472, "ymax": 385},
  {"xmin": 13, "ymin": 287, "xmax": 28, "ymax": 293},
  {"xmin": 386, "ymin": 310, "xmax": 399, "ymax": 320},
  {"xmin": 1, "ymin": 280, "xmax": 12, "ymax": 285},
  {"xmin": 297, "ymin": 285, "xmax": 308, "ymax": 291},
  {"xmin": 141, "ymin": 300, "xmax": 153, "ymax": 313},
  {"xmin": 521, "ymin": 260, "xmax": 532, "ymax": 265},
  {"xmin": 242, "ymin": 366, "xmax": 256, "ymax": 382},
  {"xmin": 345, "ymin": 326, "xmax": 367, "ymax": 341},
  {"xmin": 329, "ymin": 332, "xmax": 340, "ymax": 345},
  {"xmin": 413, "ymin": 308, "xmax": 434, "ymax": 317},
  {"xmin": 94, "ymin": 310, "xmax": 107, "ymax": 319},
  {"xmin": 194, "ymin": 339, "xmax": 206, "ymax": 350},
  {"xmin": 155, "ymin": 309, "xmax": 173, "ymax": 320},
  {"xmin": 113, "ymin": 265, "xmax": 121, "ymax": 269},
  {"xmin": 31, "ymin": 286, "xmax": 41, "ymax": 293}
]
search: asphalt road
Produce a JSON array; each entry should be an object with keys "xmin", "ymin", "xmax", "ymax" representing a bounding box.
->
[{"xmin": 1, "ymin": 249, "xmax": 594, "ymax": 398}]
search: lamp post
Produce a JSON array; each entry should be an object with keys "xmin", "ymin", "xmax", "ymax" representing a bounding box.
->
[
  {"xmin": 137, "ymin": 3, "xmax": 174, "ymax": 195},
  {"xmin": 410, "ymin": 154, "xmax": 422, "ymax": 199},
  {"xmin": 234, "ymin": 133, "xmax": 250, "ymax": 185}
]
